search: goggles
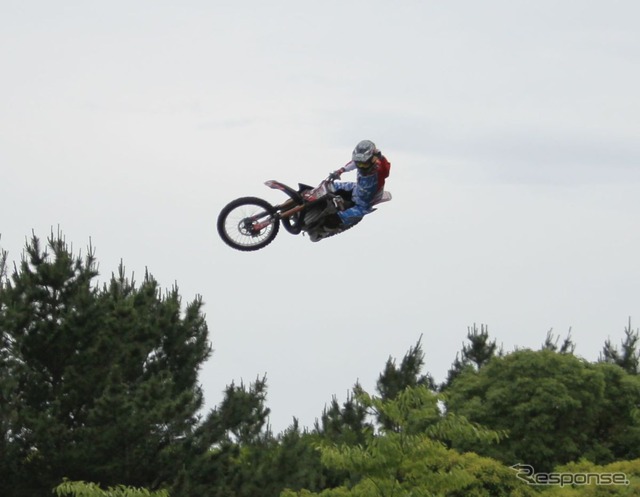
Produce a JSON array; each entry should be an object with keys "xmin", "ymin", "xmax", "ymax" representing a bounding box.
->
[{"xmin": 356, "ymin": 161, "xmax": 372, "ymax": 169}]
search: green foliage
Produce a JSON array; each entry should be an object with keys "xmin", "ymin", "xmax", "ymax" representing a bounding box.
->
[
  {"xmin": 270, "ymin": 421, "xmax": 332, "ymax": 492},
  {"xmin": 315, "ymin": 389, "xmax": 373, "ymax": 446},
  {"xmin": 539, "ymin": 458, "xmax": 640, "ymax": 496},
  {"xmin": 376, "ymin": 335, "xmax": 436, "ymax": 400},
  {"xmin": 541, "ymin": 329, "xmax": 576, "ymax": 354},
  {"xmin": 55, "ymin": 479, "xmax": 169, "ymax": 497},
  {"xmin": 374, "ymin": 336, "xmax": 436, "ymax": 430},
  {"xmin": 4, "ymin": 232, "xmax": 640, "ymax": 497},
  {"xmin": 210, "ymin": 376, "xmax": 272, "ymax": 445},
  {"xmin": 445, "ymin": 349, "xmax": 640, "ymax": 472},
  {"xmin": 0, "ymin": 243, "xmax": 7, "ymax": 281},
  {"xmin": 283, "ymin": 386, "xmax": 535, "ymax": 497},
  {"xmin": 442, "ymin": 324, "xmax": 501, "ymax": 389},
  {"xmin": 175, "ymin": 376, "xmax": 279, "ymax": 497},
  {"xmin": 601, "ymin": 318, "xmax": 640, "ymax": 375},
  {"xmin": 589, "ymin": 362, "xmax": 640, "ymax": 463},
  {"xmin": 0, "ymin": 233, "xmax": 211, "ymax": 495}
]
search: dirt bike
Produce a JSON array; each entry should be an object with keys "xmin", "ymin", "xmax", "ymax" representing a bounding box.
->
[{"xmin": 217, "ymin": 177, "xmax": 392, "ymax": 252}]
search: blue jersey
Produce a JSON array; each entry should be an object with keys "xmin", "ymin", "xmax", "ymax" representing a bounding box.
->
[{"xmin": 334, "ymin": 160, "xmax": 387, "ymax": 226}]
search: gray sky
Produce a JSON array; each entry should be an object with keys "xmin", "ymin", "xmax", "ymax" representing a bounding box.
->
[{"xmin": 2, "ymin": 0, "xmax": 639, "ymax": 433}]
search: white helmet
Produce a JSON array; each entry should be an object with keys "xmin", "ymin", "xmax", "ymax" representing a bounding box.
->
[{"xmin": 352, "ymin": 140, "xmax": 377, "ymax": 164}]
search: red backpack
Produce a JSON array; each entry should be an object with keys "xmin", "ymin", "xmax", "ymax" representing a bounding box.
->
[{"xmin": 376, "ymin": 155, "xmax": 391, "ymax": 190}]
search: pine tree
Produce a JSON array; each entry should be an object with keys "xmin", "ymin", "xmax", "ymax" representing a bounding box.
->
[
  {"xmin": 374, "ymin": 336, "xmax": 436, "ymax": 430},
  {"xmin": 176, "ymin": 376, "xmax": 279, "ymax": 497},
  {"xmin": 541, "ymin": 328, "xmax": 576, "ymax": 354},
  {"xmin": 0, "ymin": 232, "xmax": 211, "ymax": 496},
  {"xmin": 442, "ymin": 324, "xmax": 500, "ymax": 389},
  {"xmin": 314, "ymin": 389, "xmax": 372, "ymax": 446},
  {"xmin": 0, "ymin": 244, "xmax": 13, "ymax": 494},
  {"xmin": 601, "ymin": 318, "xmax": 640, "ymax": 374},
  {"xmin": 376, "ymin": 336, "xmax": 436, "ymax": 399}
]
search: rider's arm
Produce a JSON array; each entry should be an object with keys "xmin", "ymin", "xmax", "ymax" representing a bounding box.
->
[
  {"xmin": 341, "ymin": 161, "xmax": 357, "ymax": 173},
  {"xmin": 331, "ymin": 161, "xmax": 356, "ymax": 178}
]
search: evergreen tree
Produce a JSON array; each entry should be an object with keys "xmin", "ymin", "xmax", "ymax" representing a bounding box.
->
[
  {"xmin": 376, "ymin": 336, "xmax": 436, "ymax": 399},
  {"xmin": 0, "ymin": 245, "xmax": 13, "ymax": 493},
  {"xmin": 211, "ymin": 376, "xmax": 271, "ymax": 445},
  {"xmin": 271, "ymin": 421, "xmax": 329, "ymax": 494},
  {"xmin": 315, "ymin": 389, "xmax": 372, "ymax": 446},
  {"xmin": 601, "ymin": 318, "xmax": 640, "ymax": 374},
  {"xmin": 175, "ymin": 376, "xmax": 279, "ymax": 497},
  {"xmin": 0, "ymin": 233, "xmax": 211, "ymax": 496},
  {"xmin": 442, "ymin": 324, "xmax": 500, "ymax": 389},
  {"xmin": 374, "ymin": 336, "xmax": 436, "ymax": 430},
  {"xmin": 541, "ymin": 328, "xmax": 576, "ymax": 354}
]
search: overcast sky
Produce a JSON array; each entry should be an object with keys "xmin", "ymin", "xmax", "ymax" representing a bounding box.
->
[{"xmin": 2, "ymin": 0, "xmax": 639, "ymax": 433}]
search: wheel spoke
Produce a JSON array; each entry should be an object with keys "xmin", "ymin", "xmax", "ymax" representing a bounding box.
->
[{"xmin": 217, "ymin": 197, "xmax": 280, "ymax": 251}]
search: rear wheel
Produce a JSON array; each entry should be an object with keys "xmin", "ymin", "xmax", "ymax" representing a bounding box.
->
[{"xmin": 217, "ymin": 197, "xmax": 280, "ymax": 251}]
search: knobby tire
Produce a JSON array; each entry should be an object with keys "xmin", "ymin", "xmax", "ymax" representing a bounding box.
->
[{"xmin": 217, "ymin": 197, "xmax": 280, "ymax": 252}]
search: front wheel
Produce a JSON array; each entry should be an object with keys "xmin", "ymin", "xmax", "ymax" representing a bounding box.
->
[{"xmin": 217, "ymin": 197, "xmax": 280, "ymax": 251}]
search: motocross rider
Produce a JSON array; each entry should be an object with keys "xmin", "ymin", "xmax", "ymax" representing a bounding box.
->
[{"xmin": 325, "ymin": 139, "xmax": 391, "ymax": 230}]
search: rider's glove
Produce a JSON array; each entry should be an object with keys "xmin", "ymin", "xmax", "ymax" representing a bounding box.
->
[{"xmin": 328, "ymin": 169, "xmax": 343, "ymax": 181}]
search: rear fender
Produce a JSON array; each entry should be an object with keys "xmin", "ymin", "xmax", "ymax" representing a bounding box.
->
[{"xmin": 264, "ymin": 180, "xmax": 303, "ymax": 203}]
